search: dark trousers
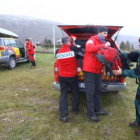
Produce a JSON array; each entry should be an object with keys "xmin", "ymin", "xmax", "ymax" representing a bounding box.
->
[
  {"xmin": 135, "ymin": 83, "xmax": 140, "ymax": 124},
  {"xmin": 84, "ymin": 72, "xmax": 102, "ymax": 117},
  {"xmin": 59, "ymin": 75, "xmax": 79, "ymax": 117}
]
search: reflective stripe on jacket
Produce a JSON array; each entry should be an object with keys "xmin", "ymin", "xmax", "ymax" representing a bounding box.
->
[{"xmin": 56, "ymin": 44, "xmax": 77, "ymax": 77}]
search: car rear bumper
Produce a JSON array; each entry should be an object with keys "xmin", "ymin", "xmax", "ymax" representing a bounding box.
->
[{"xmin": 53, "ymin": 82, "xmax": 126, "ymax": 92}]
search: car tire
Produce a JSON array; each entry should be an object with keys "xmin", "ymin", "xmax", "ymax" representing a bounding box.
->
[{"xmin": 8, "ymin": 57, "xmax": 16, "ymax": 69}]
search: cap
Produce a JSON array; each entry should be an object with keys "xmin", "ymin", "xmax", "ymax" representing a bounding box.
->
[{"xmin": 97, "ymin": 26, "xmax": 108, "ymax": 33}]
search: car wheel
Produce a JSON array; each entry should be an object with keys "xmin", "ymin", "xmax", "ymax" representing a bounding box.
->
[{"xmin": 8, "ymin": 57, "xmax": 16, "ymax": 69}]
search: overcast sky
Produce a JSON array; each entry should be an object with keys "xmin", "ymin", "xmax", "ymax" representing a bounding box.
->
[{"xmin": 0, "ymin": 0, "xmax": 140, "ymax": 36}]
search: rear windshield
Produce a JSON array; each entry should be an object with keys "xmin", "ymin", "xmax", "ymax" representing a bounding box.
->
[{"xmin": 67, "ymin": 27, "xmax": 115, "ymax": 34}]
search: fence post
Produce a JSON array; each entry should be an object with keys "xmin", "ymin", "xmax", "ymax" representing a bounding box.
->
[{"xmin": 53, "ymin": 24, "xmax": 56, "ymax": 55}]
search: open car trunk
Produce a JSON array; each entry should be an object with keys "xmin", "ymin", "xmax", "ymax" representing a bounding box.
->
[
  {"xmin": 58, "ymin": 25, "xmax": 124, "ymax": 81},
  {"xmin": 53, "ymin": 25, "xmax": 126, "ymax": 92},
  {"xmin": 58, "ymin": 25, "xmax": 123, "ymax": 40}
]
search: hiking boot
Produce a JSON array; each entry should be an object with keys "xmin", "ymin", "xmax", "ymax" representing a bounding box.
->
[
  {"xmin": 129, "ymin": 121, "xmax": 140, "ymax": 127},
  {"xmin": 89, "ymin": 116, "xmax": 100, "ymax": 122},
  {"xmin": 95, "ymin": 110, "xmax": 108, "ymax": 116},
  {"xmin": 32, "ymin": 60, "xmax": 36, "ymax": 67},
  {"xmin": 59, "ymin": 116, "xmax": 68, "ymax": 123},
  {"xmin": 135, "ymin": 129, "xmax": 140, "ymax": 136},
  {"xmin": 33, "ymin": 60, "xmax": 36, "ymax": 66}
]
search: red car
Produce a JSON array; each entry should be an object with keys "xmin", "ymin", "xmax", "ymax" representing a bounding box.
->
[{"xmin": 53, "ymin": 25, "xmax": 126, "ymax": 92}]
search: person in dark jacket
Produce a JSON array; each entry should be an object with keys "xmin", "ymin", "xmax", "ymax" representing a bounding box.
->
[
  {"xmin": 56, "ymin": 36, "xmax": 82, "ymax": 123},
  {"xmin": 113, "ymin": 38, "xmax": 140, "ymax": 136},
  {"xmin": 25, "ymin": 38, "xmax": 36, "ymax": 68},
  {"xmin": 83, "ymin": 26, "xmax": 111, "ymax": 122}
]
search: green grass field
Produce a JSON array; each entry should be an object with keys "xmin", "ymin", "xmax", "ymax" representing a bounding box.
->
[{"xmin": 0, "ymin": 54, "xmax": 139, "ymax": 140}]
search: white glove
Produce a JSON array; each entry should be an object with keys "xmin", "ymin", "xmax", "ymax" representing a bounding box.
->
[
  {"xmin": 71, "ymin": 36, "xmax": 76, "ymax": 41},
  {"xmin": 75, "ymin": 45, "xmax": 81, "ymax": 48}
]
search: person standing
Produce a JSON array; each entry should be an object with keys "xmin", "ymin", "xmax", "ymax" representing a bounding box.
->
[
  {"xmin": 113, "ymin": 38, "xmax": 140, "ymax": 136},
  {"xmin": 56, "ymin": 36, "xmax": 83, "ymax": 123},
  {"xmin": 25, "ymin": 38, "xmax": 36, "ymax": 68},
  {"xmin": 83, "ymin": 26, "xmax": 110, "ymax": 122}
]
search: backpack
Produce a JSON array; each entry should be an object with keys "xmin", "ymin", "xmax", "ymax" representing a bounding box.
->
[
  {"xmin": 96, "ymin": 47, "xmax": 119, "ymax": 72},
  {"xmin": 96, "ymin": 46, "xmax": 119, "ymax": 64},
  {"xmin": 96, "ymin": 46, "xmax": 120, "ymax": 77}
]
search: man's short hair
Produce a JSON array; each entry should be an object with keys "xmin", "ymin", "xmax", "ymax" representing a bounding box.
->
[
  {"xmin": 139, "ymin": 38, "xmax": 140, "ymax": 42},
  {"xmin": 62, "ymin": 37, "xmax": 71, "ymax": 44}
]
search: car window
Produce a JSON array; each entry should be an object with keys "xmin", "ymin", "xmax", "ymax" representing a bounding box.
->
[
  {"xmin": 15, "ymin": 40, "xmax": 24, "ymax": 48},
  {"xmin": 0, "ymin": 39, "xmax": 3, "ymax": 46},
  {"xmin": 4, "ymin": 39, "xmax": 11, "ymax": 46},
  {"xmin": 9, "ymin": 39, "xmax": 17, "ymax": 47}
]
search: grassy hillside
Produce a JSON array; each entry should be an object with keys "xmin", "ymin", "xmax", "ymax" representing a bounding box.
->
[{"xmin": 0, "ymin": 54, "xmax": 139, "ymax": 140}]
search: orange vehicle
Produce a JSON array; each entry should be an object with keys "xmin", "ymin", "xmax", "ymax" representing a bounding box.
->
[{"xmin": 53, "ymin": 25, "xmax": 126, "ymax": 92}]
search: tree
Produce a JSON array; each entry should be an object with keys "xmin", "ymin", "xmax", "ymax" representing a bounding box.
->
[
  {"xmin": 120, "ymin": 41, "xmax": 125, "ymax": 50},
  {"xmin": 48, "ymin": 39, "xmax": 52, "ymax": 44},
  {"xmin": 120, "ymin": 41, "xmax": 132, "ymax": 51},
  {"xmin": 43, "ymin": 38, "xmax": 53, "ymax": 48},
  {"xmin": 131, "ymin": 44, "xmax": 134, "ymax": 50},
  {"xmin": 126, "ymin": 41, "xmax": 131, "ymax": 50}
]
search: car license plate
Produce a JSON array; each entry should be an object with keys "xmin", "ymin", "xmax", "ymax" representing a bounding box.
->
[{"xmin": 79, "ymin": 83, "xmax": 85, "ymax": 88}]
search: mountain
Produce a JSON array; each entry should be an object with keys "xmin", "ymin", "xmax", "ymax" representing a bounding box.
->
[
  {"xmin": 0, "ymin": 14, "xmax": 65, "ymax": 43},
  {"xmin": 0, "ymin": 14, "xmax": 139, "ymax": 49}
]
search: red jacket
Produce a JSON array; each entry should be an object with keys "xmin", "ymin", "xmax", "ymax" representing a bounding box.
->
[
  {"xmin": 83, "ymin": 35, "xmax": 105, "ymax": 74},
  {"xmin": 26, "ymin": 41, "xmax": 35, "ymax": 55},
  {"xmin": 56, "ymin": 44, "xmax": 77, "ymax": 77}
]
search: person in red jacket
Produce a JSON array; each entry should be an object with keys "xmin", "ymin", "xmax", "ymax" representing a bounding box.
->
[
  {"xmin": 83, "ymin": 26, "xmax": 111, "ymax": 122},
  {"xmin": 56, "ymin": 36, "xmax": 82, "ymax": 123},
  {"xmin": 25, "ymin": 38, "xmax": 36, "ymax": 68}
]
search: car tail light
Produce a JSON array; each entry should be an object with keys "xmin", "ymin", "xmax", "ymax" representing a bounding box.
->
[
  {"xmin": 76, "ymin": 60, "xmax": 84, "ymax": 81},
  {"xmin": 54, "ymin": 67, "xmax": 59, "ymax": 82},
  {"xmin": 54, "ymin": 60, "xmax": 59, "ymax": 82},
  {"xmin": 0, "ymin": 46, "xmax": 5, "ymax": 51},
  {"xmin": 77, "ymin": 67, "xmax": 84, "ymax": 81}
]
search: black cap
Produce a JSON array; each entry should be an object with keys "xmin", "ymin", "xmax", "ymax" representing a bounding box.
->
[{"xmin": 97, "ymin": 26, "xmax": 108, "ymax": 33}]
